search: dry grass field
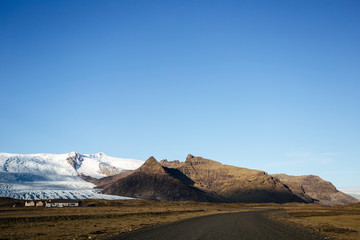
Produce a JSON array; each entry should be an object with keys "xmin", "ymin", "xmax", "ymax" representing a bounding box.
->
[
  {"xmin": 273, "ymin": 202, "xmax": 360, "ymax": 240},
  {"xmin": 0, "ymin": 198, "xmax": 359, "ymax": 240},
  {"xmin": 0, "ymin": 199, "xmax": 254, "ymax": 240}
]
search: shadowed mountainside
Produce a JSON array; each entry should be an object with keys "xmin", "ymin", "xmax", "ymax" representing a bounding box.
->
[{"xmin": 102, "ymin": 157, "xmax": 214, "ymax": 201}]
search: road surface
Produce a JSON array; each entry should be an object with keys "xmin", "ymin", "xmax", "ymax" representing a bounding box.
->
[{"xmin": 106, "ymin": 210, "xmax": 333, "ymax": 240}]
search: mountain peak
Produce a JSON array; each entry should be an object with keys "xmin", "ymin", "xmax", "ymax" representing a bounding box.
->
[
  {"xmin": 68, "ymin": 151, "xmax": 80, "ymax": 157},
  {"xmin": 138, "ymin": 156, "xmax": 165, "ymax": 174},
  {"xmin": 94, "ymin": 152, "xmax": 106, "ymax": 158},
  {"xmin": 186, "ymin": 154, "xmax": 195, "ymax": 161},
  {"xmin": 146, "ymin": 156, "xmax": 157, "ymax": 163},
  {"xmin": 185, "ymin": 154, "xmax": 218, "ymax": 166},
  {"xmin": 66, "ymin": 152, "xmax": 83, "ymax": 170}
]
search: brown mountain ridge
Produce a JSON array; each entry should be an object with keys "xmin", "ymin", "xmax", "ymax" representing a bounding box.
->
[
  {"xmin": 101, "ymin": 155, "xmax": 358, "ymax": 206},
  {"xmin": 160, "ymin": 154, "xmax": 306, "ymax": 203},
  {"xmin": 272, "ymin": 174, "xmax": 359, "ymax": 206}
]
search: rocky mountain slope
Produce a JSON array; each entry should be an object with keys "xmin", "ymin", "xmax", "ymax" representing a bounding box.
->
[
  {"xmin": 102, "ymin": 157, "xmax": 213, "ymax": 201},
  {"xmin": 0, "ymin": 152, "xmax": 143, "ymax": 200},
  {"xmin": 272, "ymin": 174, "xmax": 359, "ymax": 206},
  {"xmin": 162, "ymin": 154, "xmax": 307, "ymax": 203},
  {"xmin": 104, "ymin": 155, "xmax": 308, "ymax": 203}
]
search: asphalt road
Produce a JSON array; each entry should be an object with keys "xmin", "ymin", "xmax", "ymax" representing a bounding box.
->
[{"xmin": 106, "ymin": 211, "xmax": 333, "ymax": 240}]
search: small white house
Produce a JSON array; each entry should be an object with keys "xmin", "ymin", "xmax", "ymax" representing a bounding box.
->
[
  {"xmin": 35, "ymin": 201, "xmax": 44, "ymax": 207},
  {"xmin": 25, "ymin": 201, "xmax": 35, "ymax": 207}
]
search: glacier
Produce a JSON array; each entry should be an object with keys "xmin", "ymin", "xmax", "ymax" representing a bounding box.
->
[{"xmin": 0, "ymin": 152, "xmax": 144, "ymax": 200}]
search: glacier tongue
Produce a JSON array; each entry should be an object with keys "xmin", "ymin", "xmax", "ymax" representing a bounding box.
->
[
  {"xmin": 0, "ymin": 152, "xmax": 144, "ymax": 200},
  {"xmin": 0, "ymin": 188, "xmax": 133, "ymax": 200}
]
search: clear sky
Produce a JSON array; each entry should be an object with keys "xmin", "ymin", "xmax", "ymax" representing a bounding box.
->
[{"xmin": 1, "ymin": 0, "xmax": 359, "ymax": 188}]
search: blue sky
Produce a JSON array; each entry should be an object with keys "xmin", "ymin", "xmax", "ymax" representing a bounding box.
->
[{"xmin": 1, "ymin": 0, "xmax": 359, "ymax": 187}]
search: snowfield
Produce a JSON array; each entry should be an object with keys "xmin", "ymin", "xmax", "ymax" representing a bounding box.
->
[
  {"xmin": 0, "ymin": 188, "xmax": 133, "ymax": 200},
  {"xmin": 0, "ymin": 152, "xmax": 144, "ymax": 200}
]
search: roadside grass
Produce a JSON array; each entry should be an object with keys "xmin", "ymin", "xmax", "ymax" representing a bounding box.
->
[{"xmin": 276, "ymin": 203, "xmax": 360, "ymax": 240}]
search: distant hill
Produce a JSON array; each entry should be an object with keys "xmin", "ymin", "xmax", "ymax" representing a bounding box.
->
[
  {"xmin": 339, "ymin": 186, "xmax": 360, "ymax": 200},
  {"xmin": 272, "ymin": 174, "xmax": 359, "ymax": 206}
]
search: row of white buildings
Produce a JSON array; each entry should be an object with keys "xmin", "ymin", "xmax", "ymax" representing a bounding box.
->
[{"xmin": 24, "ymin": 199, "xmax": 81, "ymax": 207}]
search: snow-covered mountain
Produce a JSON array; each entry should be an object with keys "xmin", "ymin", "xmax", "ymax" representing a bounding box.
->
[{"xmin": 0, "ymin": 152, "xmax": 144, "ymax": 200}]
